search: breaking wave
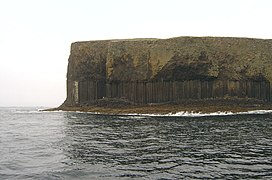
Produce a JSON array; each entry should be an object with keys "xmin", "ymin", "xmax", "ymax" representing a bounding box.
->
[
  {"xmin": 127, "ymin": 110, "xmax": 272, "ymax": 117},
  {"xmin": 43, "ymin": 109, "xmax": 272, "ymax": 117}
]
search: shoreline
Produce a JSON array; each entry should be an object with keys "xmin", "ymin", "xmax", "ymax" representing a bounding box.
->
[{"xmin": 44, "ymin": 99, "xmax": 272, "ymax": 116}]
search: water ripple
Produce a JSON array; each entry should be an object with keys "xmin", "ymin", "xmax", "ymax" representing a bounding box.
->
[{"xmin": 1, "ymin": 108, "xmax": 272, "ymax": 179}]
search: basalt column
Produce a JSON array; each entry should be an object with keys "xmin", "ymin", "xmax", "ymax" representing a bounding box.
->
[{"xmin": 62, "ymin": 37, "xmax": 272, "ymax": 106}]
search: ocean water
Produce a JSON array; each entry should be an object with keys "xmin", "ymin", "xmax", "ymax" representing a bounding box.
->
[{"xmin": 1, "ymin": 107, "xmax": 272, "ymax": 179}]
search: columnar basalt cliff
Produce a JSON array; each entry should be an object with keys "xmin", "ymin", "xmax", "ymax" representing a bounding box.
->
[{"xmin": 62, "ymin": 36, "xmax": 272, "ymax": 107}]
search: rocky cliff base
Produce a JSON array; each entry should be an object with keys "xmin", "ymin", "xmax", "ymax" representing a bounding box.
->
[{"xmin": 50, "ymin": 98, "xmax": 272, "ymax": 115}]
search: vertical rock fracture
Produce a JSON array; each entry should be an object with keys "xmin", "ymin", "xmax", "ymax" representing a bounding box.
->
[{"xmin": 62, "ymin": 37, "xmax": 272, "ymax": 106}]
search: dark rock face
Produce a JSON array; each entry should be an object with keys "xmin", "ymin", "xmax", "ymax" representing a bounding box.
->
[
  {"xmin": 154, "ymin": 52, "xmax": 215, "ymax": 81},
  {"xmin": 63, "ymin": 37, "xmax": 272, "ymax": 106}
]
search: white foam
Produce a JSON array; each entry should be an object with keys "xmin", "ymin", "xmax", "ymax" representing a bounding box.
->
[
  {"xmin": 126, "ymin": 110, "xmax": 272, "ymax": 117},
  {"xmin": 39, "ymin": 109, "xmax": 272, "ymax": 117},
  {"xmin": 236, "ymin": 110, "xmax": 272, "ymax": 115}
]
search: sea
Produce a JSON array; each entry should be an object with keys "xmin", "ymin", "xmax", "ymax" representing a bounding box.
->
[{"xmin": 1, "ymin": 107, "xmax": 272, "ymax": 179}]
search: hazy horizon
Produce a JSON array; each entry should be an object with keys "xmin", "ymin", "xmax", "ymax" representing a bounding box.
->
[{"xmin": 1, "ymin": 0, "xmax": 272, "ymax": 107}]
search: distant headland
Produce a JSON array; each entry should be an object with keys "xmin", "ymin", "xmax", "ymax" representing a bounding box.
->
[{"xmin": 51, "ymin": 36, "xmax": 272, "ymax": 114}]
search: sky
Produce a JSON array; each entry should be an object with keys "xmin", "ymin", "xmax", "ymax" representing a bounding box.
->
[{"xmin": 0, "ymin": 0, "xmax": 272, "ymax": 107}]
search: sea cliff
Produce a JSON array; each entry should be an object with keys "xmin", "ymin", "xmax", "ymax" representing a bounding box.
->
[{"xmin": 58, "ymin": 36, "xmax": 272, "ymax": 114}]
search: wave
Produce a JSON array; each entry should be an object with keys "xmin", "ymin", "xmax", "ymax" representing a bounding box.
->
[
  {"xmin": 126, "ymin": 110, "xmax": 272, "ymax": 117},
  {"xmin": 39, "ymin": 109, "xmax": 272, "ymax": 117}
]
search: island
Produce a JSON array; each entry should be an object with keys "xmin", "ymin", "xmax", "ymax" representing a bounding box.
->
[{"xmin": 51, "ymin": 36, "xmax": 272, "ymax": 115}]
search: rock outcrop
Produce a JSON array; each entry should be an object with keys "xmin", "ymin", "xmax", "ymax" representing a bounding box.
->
[{"xmin": 63, "ymin": 36, "xmax": 272, "ymax": 106}]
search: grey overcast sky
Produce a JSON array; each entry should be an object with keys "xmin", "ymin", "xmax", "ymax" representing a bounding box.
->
[{"xmin": 0, "ymin": 0, "xmax": 272, "ymax": 107}]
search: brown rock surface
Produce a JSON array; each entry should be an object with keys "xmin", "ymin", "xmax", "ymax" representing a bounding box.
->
[
  {"xmin": 68, "ymin": 37, "xmax": 272, "ymax": 82},
  {"xmin": 63, "ymin": 36, "xmax": 272, "ymax": 107}
]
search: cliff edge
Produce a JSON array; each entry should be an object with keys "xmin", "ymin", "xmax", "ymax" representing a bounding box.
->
[{"xmin": 62, "ymin": 36, "xmax": 272, "ymax": 108}]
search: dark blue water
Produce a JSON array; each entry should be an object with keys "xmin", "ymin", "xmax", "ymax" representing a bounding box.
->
[{"xmin": 1, "ymin": 107, "xmax": 272, "ymax": 179}]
